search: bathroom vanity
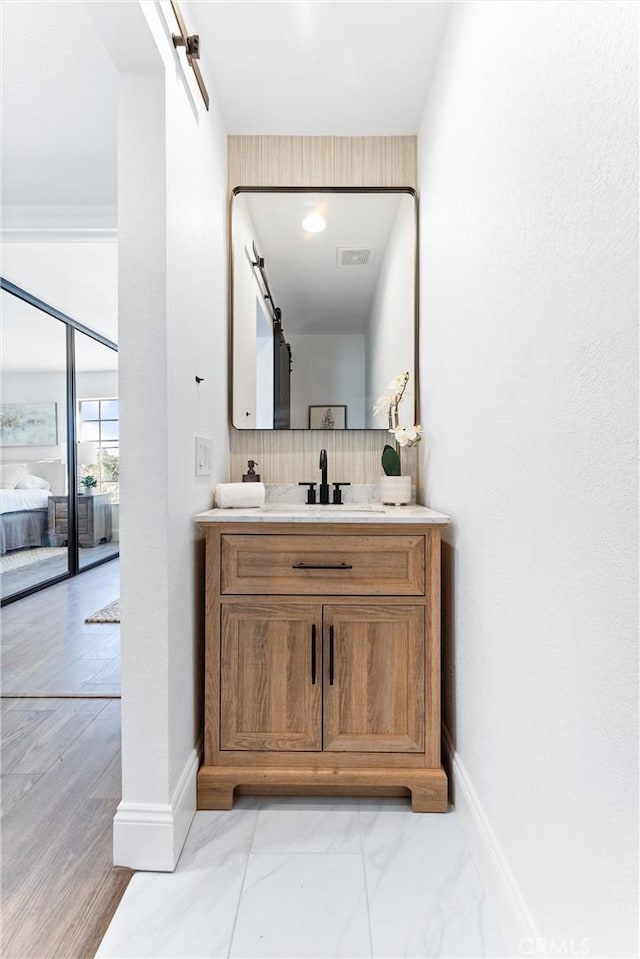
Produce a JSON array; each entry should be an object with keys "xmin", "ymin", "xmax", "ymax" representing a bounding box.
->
[{"xmin": 195, "ymin": 504, "xmax": 449, "ymax": 812}]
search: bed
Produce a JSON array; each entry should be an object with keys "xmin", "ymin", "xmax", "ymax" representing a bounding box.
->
[{"xmin": 0, "ymin": 460, "xmax": 66, "ymax": 556}]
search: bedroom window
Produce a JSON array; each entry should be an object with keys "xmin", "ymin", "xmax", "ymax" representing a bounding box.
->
[{"xmin": 78, "ymin": 399, "xmax": 119, "ymax": 497}]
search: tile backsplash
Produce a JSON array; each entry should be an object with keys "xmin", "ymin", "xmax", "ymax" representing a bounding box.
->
[{"xmin": 230, "ymin": 429, "xmax": 418, "ymax": 490}]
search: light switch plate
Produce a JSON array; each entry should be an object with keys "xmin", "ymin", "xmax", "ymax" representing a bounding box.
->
[{"xmin": 195, "ymin": 436, "xmax": 213, "ymax": 476}]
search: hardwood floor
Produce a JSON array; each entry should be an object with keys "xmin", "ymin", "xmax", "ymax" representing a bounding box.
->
[
  {"xmin": 1, "ymin": 561, "xmax": 131, "ymax": 959},
  {"xmin": 2, "ymin": 560, "xmax": 120, "ymax": 697},
  {"xmin": 1, "ymin": 542, "xmax": 118, "ymax": 602}
]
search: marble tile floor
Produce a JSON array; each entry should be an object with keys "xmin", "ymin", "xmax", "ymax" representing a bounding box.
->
[
  {"xmin": 97, "ymin": 796, "xmax": 507, "ymax": 959},
  {"xmin": 1, "ymin": 558, "xmax": 120, "ymax": 696}
]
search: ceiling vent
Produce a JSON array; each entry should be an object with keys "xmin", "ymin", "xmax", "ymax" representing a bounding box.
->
[{"xmin": 337, "ymin": 247, "xmax": 373, "ymax": 267}]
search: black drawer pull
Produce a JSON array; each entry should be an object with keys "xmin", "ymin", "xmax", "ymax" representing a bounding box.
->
[
  {"xmin": 329, "ymin": 626, "xmax": 335, "ymax": 686},
  {"xmin": 292, "ymin": 562, "xmax": 353, "ymax": 570},
  {"xmin": 311, "ymin": 624, "xmax": 317, "ymax": 685}
]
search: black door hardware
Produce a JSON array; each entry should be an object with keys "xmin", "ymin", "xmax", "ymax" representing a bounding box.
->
[{"xmin": 329, "ymin": 625, "xmax": 335, "ymax": 686}]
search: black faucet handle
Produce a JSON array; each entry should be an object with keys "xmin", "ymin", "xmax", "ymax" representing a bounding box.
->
[
  {"xmin": 299, "ymin": 481, "xmax": 317, "ymax": 505},
  {"xmin": 332, "ymin": 482, "xmax": 351, "ymax": 505}
]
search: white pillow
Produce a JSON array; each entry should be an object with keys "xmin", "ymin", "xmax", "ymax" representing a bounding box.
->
[
  {"xmin": 0, "ymin": 463, "xmax": 27, "ymax": 489},
  {"xmin": 16, "ymin": 473, "xmax": 51, "ymax": 491}
]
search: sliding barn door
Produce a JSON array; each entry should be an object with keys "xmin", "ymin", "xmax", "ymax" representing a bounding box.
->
[{"xmin": 273, "ymin": 327, "xmax": 291, "ymax": 429}]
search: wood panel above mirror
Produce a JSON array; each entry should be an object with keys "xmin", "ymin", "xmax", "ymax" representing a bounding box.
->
[{"xmin": 231, "ymin": 188, "xmax": 417, "ymax": 431}]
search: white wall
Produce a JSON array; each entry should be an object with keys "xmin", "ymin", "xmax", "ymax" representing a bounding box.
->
[
  {"xmin": 288, "ymin": 333, "xmax": 365, "ymax": 429},
  {"xmin": 255, "ymin": 301, "xmax": 274, "ymax": 429},
  {"xmin": 1, "ymin": 239, "xmax": 117, "ymax": 341},
  {"xmin": 1, "ymin": 371, "xmax": 117, "ymax": 466},
  {"xmin": 418, "ymin": 3, "xmax": 638, "ymax": 956},
  {"xmin": 90, "ymin": 0, "xmax": 228, "ymax": 870},
  {"xmin": 164, "ymin": 0, "xmax": 228, "ymax": 814},
  {"xmin": 231, "ymin": 193, "xmax": 271, "ymax": 427},
  {"xmin": 366, "ymin": 197, "xmax": 415, "ymax": 427},
  {"xmin": 1, "ymin": 372, "xmax": 67, "ymax": 463},
  {"xmin": 1, "ymin": 235, "xmax": 118, "ymax": 466},
  {"xmin": 77, "ymin": 371, "xmax": 117, "ymax": 399}
]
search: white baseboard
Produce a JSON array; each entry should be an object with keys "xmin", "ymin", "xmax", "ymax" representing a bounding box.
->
[
  {"xmin": 443, "ymin": 726, "xmax": 542, "ymax": 957},
  {"xmin": 113, "ymin": 745, "xmax": 200, "ymax": 871}
]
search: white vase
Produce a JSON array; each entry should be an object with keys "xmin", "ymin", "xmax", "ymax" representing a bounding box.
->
[{"xmin": 379, "ymin": 475, "xmax": 411, "ymax": 505}]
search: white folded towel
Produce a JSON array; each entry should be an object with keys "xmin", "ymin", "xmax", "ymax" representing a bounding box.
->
[{"xmin": 215, "ymin": 482, "xmax": 266, "ymax": 509}]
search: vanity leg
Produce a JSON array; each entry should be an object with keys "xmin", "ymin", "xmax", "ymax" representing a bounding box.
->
[
  {"xmin": 197, "ymin": 770, "xmax": 236, "ymax": 810},
  {"xmin": 409, "ymin": 771, "xmax": 449, "ymax": 812},
  {"xmin": 198, "ymin": 785, "xmax": 235, "ymax": 810},
  {"xmin": 410, "ymin": 788, "xmax": 435, "ymax": 812}
]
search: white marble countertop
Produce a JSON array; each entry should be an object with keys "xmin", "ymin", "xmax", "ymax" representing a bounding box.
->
[{"xmin": 195, "ymin": 504, "xmax": 449, "ymax": 525}]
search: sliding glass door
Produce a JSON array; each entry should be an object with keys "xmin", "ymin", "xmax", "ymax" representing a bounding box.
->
[
  {"xmin": 75, "ymin": 334, "xmax": 119, "ymax": 570},
  {"xmin": 0, "ymin": 290, "xmax": 70, "ymax": 598},
  {"xmin": 0, "ymin": 280, "xmax": 118, "ymax": 603}
]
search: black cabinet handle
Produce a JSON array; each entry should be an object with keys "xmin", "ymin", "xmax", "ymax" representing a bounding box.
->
[
  {"xmin": 329, "ymin": 625, "xmax": 334, "ymax": 686},
  {"xmin": 292, "ymin": 562, "xmax": 353, "ymax": 570},
  {"xmin": 311, "ymin": 624, "xmax": 317, "ymax": 685}
]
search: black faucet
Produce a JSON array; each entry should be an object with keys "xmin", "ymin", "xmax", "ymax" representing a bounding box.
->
[
  {"xmin": 319, "ymin": 448, "xmax": 330, "ymax": 504},
  {"xmin": 299, "ymin": 450, "xmax": 350, "ymax": 505}
]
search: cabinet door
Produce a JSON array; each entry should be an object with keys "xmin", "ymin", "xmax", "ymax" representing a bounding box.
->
[
  {"xmin": 221, "ymin": 603, "xmax": 322, "ymax": 751},
  {"xmin": 323, "ymin": 605, "xmax": 425, "ymax": 753}
]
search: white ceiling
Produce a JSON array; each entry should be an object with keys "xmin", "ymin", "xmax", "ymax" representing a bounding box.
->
[
  {"xmin": 1, "ymin": 1, "xmax": 448, "ymax": 371},
  {"xmin": 1, "ymin": 290, "xmax": 117, "ymax": 373},
  {"xmin": 1, "ymin": 1, "xmax": 451, "ymax": 211},
  {"xmin": 189, "ymin": 1, "xmax": 452, "ymax": 135},
  {"xmin": 1, "ymin": 1, "xmax": 118, "ymax": 208}
]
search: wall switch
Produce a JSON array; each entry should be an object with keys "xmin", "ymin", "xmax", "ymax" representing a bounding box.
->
[{"xmin": 195, "ymin": 436, "xmax": 213, "ymax": 476}]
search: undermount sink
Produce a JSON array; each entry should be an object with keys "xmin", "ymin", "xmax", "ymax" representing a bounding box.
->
[{"xmin": 261, "ymin": 503, "xmax": 385, "ymax": 515}]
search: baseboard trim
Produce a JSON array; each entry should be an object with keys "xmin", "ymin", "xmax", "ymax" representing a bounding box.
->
[
  {"xmin": 113, "ymin": 745, "xmax": 200, "ymax": 871},
  {"xmin": 443, "ymin": 726, "xmax": 541, "ymax": 957}
]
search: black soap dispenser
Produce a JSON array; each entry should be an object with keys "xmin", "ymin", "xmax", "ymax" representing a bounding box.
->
[{"xmin": 242, "ymin": 460, "xmax": 260, "ymax": 482}]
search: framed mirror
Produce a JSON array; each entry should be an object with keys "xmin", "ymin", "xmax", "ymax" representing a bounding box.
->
[{"xmin": 231, "ymin": 187, "xmax": 417, "ymax": 430}]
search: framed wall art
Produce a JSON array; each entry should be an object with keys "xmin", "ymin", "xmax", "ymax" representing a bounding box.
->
[
  {"xmin": 0, "ymin": 402, "xmax": 58, "ymax": 446},
  {"xmin": 308, "ymin": 405, "xmax": 347, "ymax": 430}
]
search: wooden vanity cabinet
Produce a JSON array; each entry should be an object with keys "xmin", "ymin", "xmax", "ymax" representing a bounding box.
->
[
  {"xmin": 197, "ymin": 521, "xmax": 449, "ymax": 812},
  {"xmin": 220, "ymin": 602, "xmax": 323, "ymax": 752},
  {"xmin": 323, "ymin": 604, "xmax": 425, "ymax": 753}
]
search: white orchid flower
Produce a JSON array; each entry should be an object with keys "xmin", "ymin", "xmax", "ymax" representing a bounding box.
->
[
  {"xmin": 377, "ymin": 372, "xmax": 421, "ymax": 475},
  {"xmin": 372, "ymin": 390, "xmax": 392, "ymax": 416},
  {"xmin": 373, "ymin": 371, "xmax": 411, "ymax": 418},
  {"xmin": 387, "ymin": 371, "xmax": 409, "ymax": 394},
  {"xmin": 389, "ymin": 424, "xmax": 422, "ymax": 448}
]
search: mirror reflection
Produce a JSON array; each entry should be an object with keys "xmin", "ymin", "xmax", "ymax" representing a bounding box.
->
[{"xmin": 231, "ymin": 189, "xmax": 416, "ymax": 430}]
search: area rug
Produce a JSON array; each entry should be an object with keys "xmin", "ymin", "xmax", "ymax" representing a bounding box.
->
[
  {"xmin": 0, "ymin": 547, "xmax": 67, "ymax": 574},
  {"xmin": 85, "ymin": 598, "xmax": 120, "ymax": 623}
]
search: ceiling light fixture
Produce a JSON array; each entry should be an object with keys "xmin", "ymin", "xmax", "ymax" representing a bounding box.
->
[{"xmin": 302, "ymin": 213, "xmax": 327, "ymax": 233}]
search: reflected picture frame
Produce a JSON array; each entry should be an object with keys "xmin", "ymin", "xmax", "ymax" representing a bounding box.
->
[
  {"xmin": 308, "ymin": 405, "xmax": 347, "ymax": 430},
  {"xmin": 0, "ymin": 402, "xmax": 58, "ymax": 446}
]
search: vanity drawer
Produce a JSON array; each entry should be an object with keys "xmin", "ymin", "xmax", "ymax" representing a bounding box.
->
[{"xmin": 220, "ymin": 534, "xmax": 425, "ymax": 596}]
